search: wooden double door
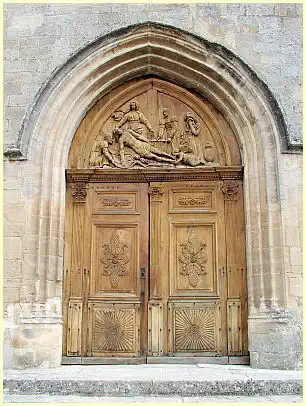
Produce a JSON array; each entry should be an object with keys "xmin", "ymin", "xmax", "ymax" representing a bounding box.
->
[{"xmin": 63, "ymin": 179, "xmax": 248, "ymax": 363}]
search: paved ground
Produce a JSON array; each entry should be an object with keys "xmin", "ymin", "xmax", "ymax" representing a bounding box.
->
[
  {"xmin": 4, "ymin": 363, "xmax": 303, "ymax": 381},
  {"xmin": 3, "ymin": 394, "xmax": 303, "ymax": 403},
  {"xmin": 4, "ymin": 364, "xmax": 303, "ymax": 398}
]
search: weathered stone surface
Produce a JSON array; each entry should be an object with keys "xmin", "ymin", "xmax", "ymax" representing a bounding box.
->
[
  {"xmin": 3, "ymin": 394, "xmax": 304, "ymax": 403},
  {"xmin": 3, "ymin": 367, "xmax": 303, "ymax": 396}
]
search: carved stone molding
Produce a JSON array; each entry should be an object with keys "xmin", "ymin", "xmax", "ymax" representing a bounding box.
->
[
  {"xmin": 71, "ymin": 183, "xmax": 87, "ymax": 202},
  {"xmin": 222, "ymin": 182, "xmax": 239, "ymax": 201}
]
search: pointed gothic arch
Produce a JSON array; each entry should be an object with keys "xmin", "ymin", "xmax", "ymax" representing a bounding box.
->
[{"xmin": 7, "ymin": 22, "xmax": 300, "ymax": 369}]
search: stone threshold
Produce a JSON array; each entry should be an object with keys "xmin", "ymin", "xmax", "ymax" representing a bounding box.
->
[{"xmin": 4, "ymin": 364, "xmax": 302, "ymax": 397}]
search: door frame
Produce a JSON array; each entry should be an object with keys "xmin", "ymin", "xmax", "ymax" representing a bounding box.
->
[{"xmin": 63, "ymin": 166, "xmax": 249, "ymax": 365}]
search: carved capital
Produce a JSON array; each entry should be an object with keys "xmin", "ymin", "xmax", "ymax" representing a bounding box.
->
[
  {"xmin": 222, "ymin": 181, "xmax": 239, "ymax": 201},
  {"xmin": 148, "ymin": 187, "xmax": 164, "ymax": 201},
  {"xmin": 71, "ymin": 183, "xmax": 87, "ymax": 202}
]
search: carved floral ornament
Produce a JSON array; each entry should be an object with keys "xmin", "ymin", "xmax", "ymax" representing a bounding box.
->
[
  {"xmin": 100, "ymin": 231, "xmax": 130, "ymax": 288},
  {"xmin": 71, "ymin": 183, "xmax": 87, "ymax": 202},
  {"xmin": 221, "ymin": 182, "xmax": 239, "ymax": 201},
  {"xmin": 89, "ymin": 99, "xmax": 219, "ymax": 169},
  {"xmin": 179, "ymin": 228, "xmax": 208, "ymax": 288}
]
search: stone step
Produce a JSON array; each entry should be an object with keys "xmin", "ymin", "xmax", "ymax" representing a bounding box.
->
[{"xmin": 4, "ymin": 365, "xmax": 303, "ymax": 397}]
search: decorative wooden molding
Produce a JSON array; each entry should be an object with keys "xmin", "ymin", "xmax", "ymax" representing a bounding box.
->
[
  {"xmin": 66, "ymin": 167, "xmax": 243, "ymax": 184},
  {"xmin": 222, "ymin": 181, "xmax": 240, "ymax": 201},
  {"xmin": 148, "ymin": 186, "xmax": 164, "ymax": 201},
  {"xmin": 71, "ymin": 183, "xmax": 87, "ymax": 202}
]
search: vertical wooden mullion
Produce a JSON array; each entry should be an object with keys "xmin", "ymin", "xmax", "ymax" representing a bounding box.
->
[
  {"xmin": 81, "ymin": 184, "xmax": 92, "ymax": 356},
  {"xmin": 216, "ymin": 181, "xmax": 228, "ymax": 355},
  {"xmin": 223, "ymin": 179, "xmax": 248, "ymax": 355},
  {"xmin": 62, "ymin": 183, "xmax": 73, "ymax": 356},
  {"xmin": 66, "ymin": 182, "xmax": 87, "ymax": 356}
]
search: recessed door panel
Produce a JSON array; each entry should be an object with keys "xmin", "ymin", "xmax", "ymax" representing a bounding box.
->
[
  {"xmin": 169, "ymin": 223, "xmax": 217, "ymax": 295},
  {"xmin": 91, "ymin": 224, "xmax": 139, "ymax": 296}
]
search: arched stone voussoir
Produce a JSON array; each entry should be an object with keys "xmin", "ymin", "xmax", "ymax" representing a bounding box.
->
[{"xmin": 5, "ymin": 22, "xmax": 299, "ymax": 161}]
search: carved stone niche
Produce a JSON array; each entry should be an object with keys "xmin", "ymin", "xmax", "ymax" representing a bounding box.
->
[{"xmin": 69, "ymin": 78, "xmax": 242, "ymax": 170}]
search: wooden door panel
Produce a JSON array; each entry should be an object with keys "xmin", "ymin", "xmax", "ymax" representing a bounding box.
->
[
  {"xmin": 87, "ymin": 301, "xmax": 141, "ymax": 357},
  {"xmin": 168, "ymin": 185, "xmax": 216, "ymax": 213},
  {"xmin": 66, "ymin": 299, "xmax": 83, "ymax": 356},
  {"xmin": 151, "ymin": 180, "xmax": 229, "ymax": 357},
  {"xmin": 93, "ymin": 189, "xmax": 140, "ymax": 214},
  {"xmin": 168, "ymin": 301, "xmax": 222, "ymax": 356},
  {"xmin": 64, "ymin": 182, "xmax": 148, "ymax": 359},
  {"xmin": 227, "ymin": 299, "xmax": 243, "ymax": 355},
  {"xmin": 169, "ymin": 223, "xmax": 217, "ymax": 296},
  {"xmin": 148, "ymin": 301, "xmax": 164, "ymax": 356},
  {"xmin": 91, "ymin": 223, "xmax": 140, "ymax": 297}
]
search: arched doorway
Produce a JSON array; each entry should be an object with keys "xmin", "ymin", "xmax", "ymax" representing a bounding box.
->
[
  {"xmin": 63, "ymin": 78, "xmax": 248, "ymax": 364},
  {"xmin": 6, "ymin": 21, "xmax": 300, "ymax": 370}
]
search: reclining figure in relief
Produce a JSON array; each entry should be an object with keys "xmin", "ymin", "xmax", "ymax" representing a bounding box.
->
[{"xmin": 88, "ymin": 100, "xmax": 213, "ymax": 168}]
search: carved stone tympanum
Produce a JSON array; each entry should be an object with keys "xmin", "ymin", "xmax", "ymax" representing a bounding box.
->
[{"xmin": 88, "ymin": 85, "xmax": 221, "ymax": 169}]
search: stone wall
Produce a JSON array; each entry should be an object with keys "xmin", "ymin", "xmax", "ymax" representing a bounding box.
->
[
  {"xmin": 3, "ymin": 3, "xmax": 303, "ymax": 370},
  {"xmin": 4, "ymin": 3, "xmax": 302, "ymax": 150}
]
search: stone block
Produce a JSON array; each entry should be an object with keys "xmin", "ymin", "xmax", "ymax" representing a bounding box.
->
[
  {"xmin": 4, "ymin": 260, "xmax": 23, "ymax": 279},
  {"xmin": 5, "ymin": 106, "xmax": 27, "ymax": 120},
  {"xmin": 4, "ymin": 205, "xmax": 26, "ymax": 224},
  {"xmin": 288, "ymin": 275, "xmax": 303, "ymax": 299},
  {"xmin": 4, "ymin": 82, "xmax": 22, "ymax": 95},
  {"xmin": 289, "ymin": 247, "xmax": 302, "ymax": 266},
  {"xmin": 285, "ymin": 227, "xmax": 301, "ymax": 247},
  {"xmin": 226, "ymin": 4, "xmax": 246, "ymax": 16},
  {"xmin": 295, "ymin": 4, "xmax": 303, "ymax": 16},
  {"xmin": 4, "ymin": 287, "xmax": 20, "ymax": 303},
  {"xmin": 246, "ymin": 4, "xmax": 275, "ymax": 16},
  {"xmin": 4, "ymin": 278, "xmax": 20, "ymax": 288},
  {"xmin": 248, "ymin": 309, "xmax": 302, "ymax": 369},
  {"xmin": 274, "ymin": 4, "xmax": 299, "ymax": 17},
  {"xmin": 4, "ymin": 237, "xmax": 21, "ymax": 260},
  {"xmin": 10, "ymin": 14, "xmax": 43, "ymax": 30},
  {"xmin": 18, "ymin": 36, "xmax": 38, "ymax": 47}
]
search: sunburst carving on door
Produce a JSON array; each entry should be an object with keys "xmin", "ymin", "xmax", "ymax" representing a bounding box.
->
[
  {"xmin": 174, "ymin": 308, "xmax": 215, "ymax": 351},
  {"xmin": 178, "ymin": 228, "xmax": 208, "ymax": 287},
  {"xmin": 94, "ymin": 309, "xmax": 135, "ymax": 352},
  {"xmin": 100, "ymin": 231, "xmax": 130, "ymax": 288}
]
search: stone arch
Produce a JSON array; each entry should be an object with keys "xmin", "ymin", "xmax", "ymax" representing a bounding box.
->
[{"xmin": 8, "ymin": 22, "xmax": 298, "ymax": 368}]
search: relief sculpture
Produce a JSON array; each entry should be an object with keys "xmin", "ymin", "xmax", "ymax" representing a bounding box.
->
[
  {"xmin": 89, "ymin": 98, "xmax": 218, "ymax": 169},
  {"xmin": 100, "ymin": 231, "xmax": 130, "ymax": 288},
  {"xmin": 179, "ymin": 228, "xmax": 208, "ymax": 288}
]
